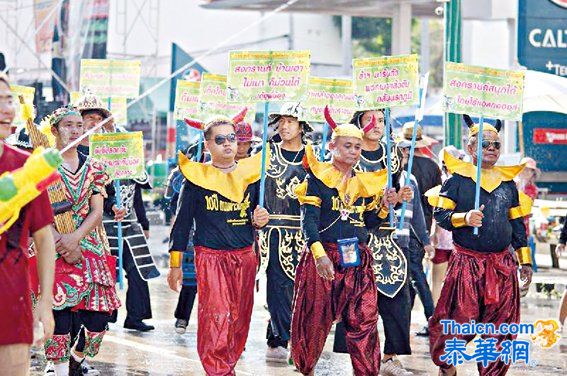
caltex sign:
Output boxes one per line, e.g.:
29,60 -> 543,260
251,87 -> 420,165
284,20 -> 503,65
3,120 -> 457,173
518,0 -> 567,77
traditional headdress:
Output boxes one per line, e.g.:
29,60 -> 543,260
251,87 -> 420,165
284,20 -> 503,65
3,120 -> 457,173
463,114 -> 502,138
324,106 -> 376,141
184,107 -> 248,132
235,121 -> 253,143
75,88 -> 111,118
43,105 -> 81,128
268,102 -> 313,133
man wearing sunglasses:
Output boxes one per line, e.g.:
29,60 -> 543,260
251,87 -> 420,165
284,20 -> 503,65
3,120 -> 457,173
428,115 -> 533,376
167,116 -> 269,376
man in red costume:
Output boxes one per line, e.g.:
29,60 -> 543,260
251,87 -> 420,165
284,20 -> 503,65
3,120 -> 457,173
0,73 -> 56,375
428,116 -> 533,376
168,114 -> 270,376
291,115 -> 410,376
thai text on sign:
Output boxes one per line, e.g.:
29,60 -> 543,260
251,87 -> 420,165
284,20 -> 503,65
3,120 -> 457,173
90,132 -> 145,180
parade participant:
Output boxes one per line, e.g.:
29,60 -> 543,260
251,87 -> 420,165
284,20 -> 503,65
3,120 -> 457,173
75,91 -> 158,332
290,113 -> 402,376
167,114 -> 270,376
428,146 -> 464,305
75,89 -> 111,156
168,144 -> 206,335
429,116 -> 533,376
515,157 -> 539,236
333,108 -> 414,376
400,122 -> 442,233
259,102 -> 312,362
397,142 -> 435,340
0,73 -> 56,376
44,105 -> 120,376
235,120 -> 255,161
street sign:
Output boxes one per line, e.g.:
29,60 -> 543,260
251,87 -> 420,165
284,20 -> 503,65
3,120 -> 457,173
518,0 -> 567,77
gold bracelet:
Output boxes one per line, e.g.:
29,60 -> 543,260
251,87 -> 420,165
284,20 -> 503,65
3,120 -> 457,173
310,242 -> 327,260
169,251 -> 183,268
515,247 -> 533,266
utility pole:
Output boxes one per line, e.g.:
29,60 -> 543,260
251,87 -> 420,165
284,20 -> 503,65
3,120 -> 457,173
443,0 -> 462,148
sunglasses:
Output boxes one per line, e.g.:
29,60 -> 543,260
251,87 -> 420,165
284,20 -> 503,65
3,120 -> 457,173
211,133 -> 237,145
481,140 -> 501,150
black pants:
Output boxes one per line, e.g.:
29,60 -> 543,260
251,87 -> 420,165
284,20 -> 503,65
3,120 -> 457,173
174,285 -> 198,321
109,243 -> 152,324
408,242 -> 435,321
266,261 -> 295,348
54,309 -> 108,336
333,268 -> 412,355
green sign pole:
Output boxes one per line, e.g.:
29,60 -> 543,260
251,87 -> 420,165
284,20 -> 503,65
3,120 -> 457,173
443,0 -> 462,148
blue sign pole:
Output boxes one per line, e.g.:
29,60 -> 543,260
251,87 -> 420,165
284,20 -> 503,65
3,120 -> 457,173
385,108 -> 395,227
320,122 -> 329,161
473,116 -> 484,236
258,101 -> 270,207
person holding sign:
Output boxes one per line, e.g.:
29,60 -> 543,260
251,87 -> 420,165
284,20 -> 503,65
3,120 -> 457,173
428,117 -> 533,376
75,91 -> 158,333
290,119 -> 399,376
44,105 -> 120,376
259,102 -> 312,362
167,115 -> 270,376
333,108 -> 415,376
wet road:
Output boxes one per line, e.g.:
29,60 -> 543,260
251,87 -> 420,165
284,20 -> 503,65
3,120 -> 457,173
31,225 -> 567,375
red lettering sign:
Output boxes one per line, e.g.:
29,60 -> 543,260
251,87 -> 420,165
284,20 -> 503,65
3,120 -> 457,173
533,128 -> 567,144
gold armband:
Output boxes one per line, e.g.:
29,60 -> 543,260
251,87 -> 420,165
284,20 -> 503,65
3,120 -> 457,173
378,206 -> 389,219
169,251 -> 183,268
515,247 -> 533,266
310,242 -> 327,260
451,212 -> 468,228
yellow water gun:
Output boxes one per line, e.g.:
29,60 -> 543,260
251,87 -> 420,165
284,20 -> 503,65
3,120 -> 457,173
0,147 -> 63,235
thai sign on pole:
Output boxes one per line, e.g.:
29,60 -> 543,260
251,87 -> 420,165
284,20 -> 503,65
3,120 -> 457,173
302,77 -> 355,123
80,59 -> 141,98
353,54 -> 419,110
443,62 -> 525,121
174,80 -> 201,121
90,132 -> 145,180
227,50 -> 310,103
199,73 -> 256,123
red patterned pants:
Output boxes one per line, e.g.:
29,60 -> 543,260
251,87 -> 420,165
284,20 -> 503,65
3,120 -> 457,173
194,246 -> 257,376
290,243 -> 381,376
429,244 -> 520,376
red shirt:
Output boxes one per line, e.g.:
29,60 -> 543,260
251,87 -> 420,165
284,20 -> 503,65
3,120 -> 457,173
0,143 -> 54,345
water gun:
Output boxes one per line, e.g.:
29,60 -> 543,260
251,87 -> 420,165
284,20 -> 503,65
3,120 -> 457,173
0,147 -> 63,235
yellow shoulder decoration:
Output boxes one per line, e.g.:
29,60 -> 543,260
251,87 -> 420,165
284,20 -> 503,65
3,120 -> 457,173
443,150 -> 526,193
509,191 -> 534,220
424,185 -> 457,210
304,144 -> 388,206
178,148 -> 269,203
294,180 -> 322,207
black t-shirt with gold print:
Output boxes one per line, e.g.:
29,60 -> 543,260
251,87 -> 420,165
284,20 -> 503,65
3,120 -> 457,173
170,179 -> 259,251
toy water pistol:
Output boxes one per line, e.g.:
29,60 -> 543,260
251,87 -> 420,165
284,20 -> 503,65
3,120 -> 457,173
0,147 -> 63,235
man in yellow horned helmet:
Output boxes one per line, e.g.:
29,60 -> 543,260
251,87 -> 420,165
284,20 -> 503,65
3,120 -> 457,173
290,112 -> 410,376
